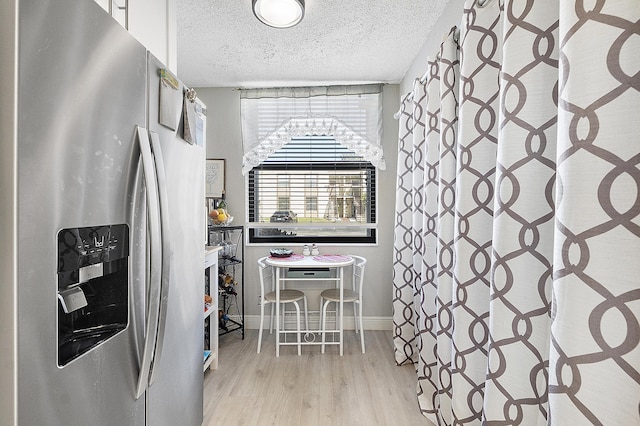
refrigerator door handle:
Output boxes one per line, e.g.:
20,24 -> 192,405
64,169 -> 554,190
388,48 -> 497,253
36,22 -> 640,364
147,131 -> 172,385
134,126 -> 163,399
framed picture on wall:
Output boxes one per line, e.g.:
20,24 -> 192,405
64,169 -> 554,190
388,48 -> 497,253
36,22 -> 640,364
205,159 -> 225,198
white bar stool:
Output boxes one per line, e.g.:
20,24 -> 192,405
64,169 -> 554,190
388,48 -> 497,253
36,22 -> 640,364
256,257 -> 309,355
319,255 -> 366,353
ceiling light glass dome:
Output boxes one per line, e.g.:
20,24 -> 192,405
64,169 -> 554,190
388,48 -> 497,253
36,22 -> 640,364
252,0 -> 305,29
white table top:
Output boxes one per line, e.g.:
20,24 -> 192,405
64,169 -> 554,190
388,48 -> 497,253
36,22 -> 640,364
264,254 -> 354,268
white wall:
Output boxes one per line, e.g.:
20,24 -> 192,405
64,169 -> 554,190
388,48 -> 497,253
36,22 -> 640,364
400,0 -> 466,95
196,85 -> 399,329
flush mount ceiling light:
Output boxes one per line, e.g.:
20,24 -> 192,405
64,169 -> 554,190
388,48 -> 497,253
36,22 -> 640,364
252,0 -> 305,29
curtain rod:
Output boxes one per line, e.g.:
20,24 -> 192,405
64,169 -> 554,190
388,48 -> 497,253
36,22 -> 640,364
415,26 -> 461,87
419,69 -> 429,85
393,92 -> 413,119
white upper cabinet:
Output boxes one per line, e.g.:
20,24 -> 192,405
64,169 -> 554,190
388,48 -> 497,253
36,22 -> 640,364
93,0 -> 177,73
93,0 -> 110,12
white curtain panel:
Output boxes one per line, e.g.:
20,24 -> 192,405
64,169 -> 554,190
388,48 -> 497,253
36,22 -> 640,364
411,78 -> 428,346
392,0 -> 640,424
416,57 -> 443,419
550,0 -> 640,423
452,0 -> 502,423
484,0 -> 557,423
392,94 -> 418,364
433,28 -> 461,426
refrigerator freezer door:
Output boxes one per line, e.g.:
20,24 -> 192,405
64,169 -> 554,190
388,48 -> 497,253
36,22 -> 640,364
16,1 -> 146,425
145,54 -> 205,426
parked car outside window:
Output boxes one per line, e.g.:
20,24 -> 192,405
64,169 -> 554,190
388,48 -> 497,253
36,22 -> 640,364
270,210 -> 298,222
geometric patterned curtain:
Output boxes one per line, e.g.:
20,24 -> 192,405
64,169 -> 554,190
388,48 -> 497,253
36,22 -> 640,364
549,1 -> 640,423
431,27 -> 460,426
392,85 -> 418,364
391,0 -> 640,424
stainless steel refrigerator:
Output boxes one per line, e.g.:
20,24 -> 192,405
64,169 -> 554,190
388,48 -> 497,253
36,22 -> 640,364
0,1 -> 207,425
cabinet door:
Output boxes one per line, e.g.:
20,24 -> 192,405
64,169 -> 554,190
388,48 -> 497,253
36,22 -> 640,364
129,0 -> 175,70
93,1 -> 126,29
93,0 -> 176,72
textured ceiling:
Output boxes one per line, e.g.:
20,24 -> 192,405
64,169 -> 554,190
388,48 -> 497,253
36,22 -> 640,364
177,0 -> 451,88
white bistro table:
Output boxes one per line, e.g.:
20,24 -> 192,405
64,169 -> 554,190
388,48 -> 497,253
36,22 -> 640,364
264,254 -> 354,356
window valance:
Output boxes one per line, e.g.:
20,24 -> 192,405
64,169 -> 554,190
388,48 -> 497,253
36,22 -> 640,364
240,85 -> 385,175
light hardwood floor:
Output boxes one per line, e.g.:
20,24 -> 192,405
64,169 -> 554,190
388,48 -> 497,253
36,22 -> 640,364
203,329 -> 432,426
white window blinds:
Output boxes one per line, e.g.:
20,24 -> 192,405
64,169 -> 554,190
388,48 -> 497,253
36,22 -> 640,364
247,136 -> 377,244
240,84 -> 386,175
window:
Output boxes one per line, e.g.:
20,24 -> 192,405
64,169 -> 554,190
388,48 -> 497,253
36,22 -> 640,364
277,197 -> 290,210
305,196 -> 318,212
248,136 -> 377,244
241,85 -> 385,244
